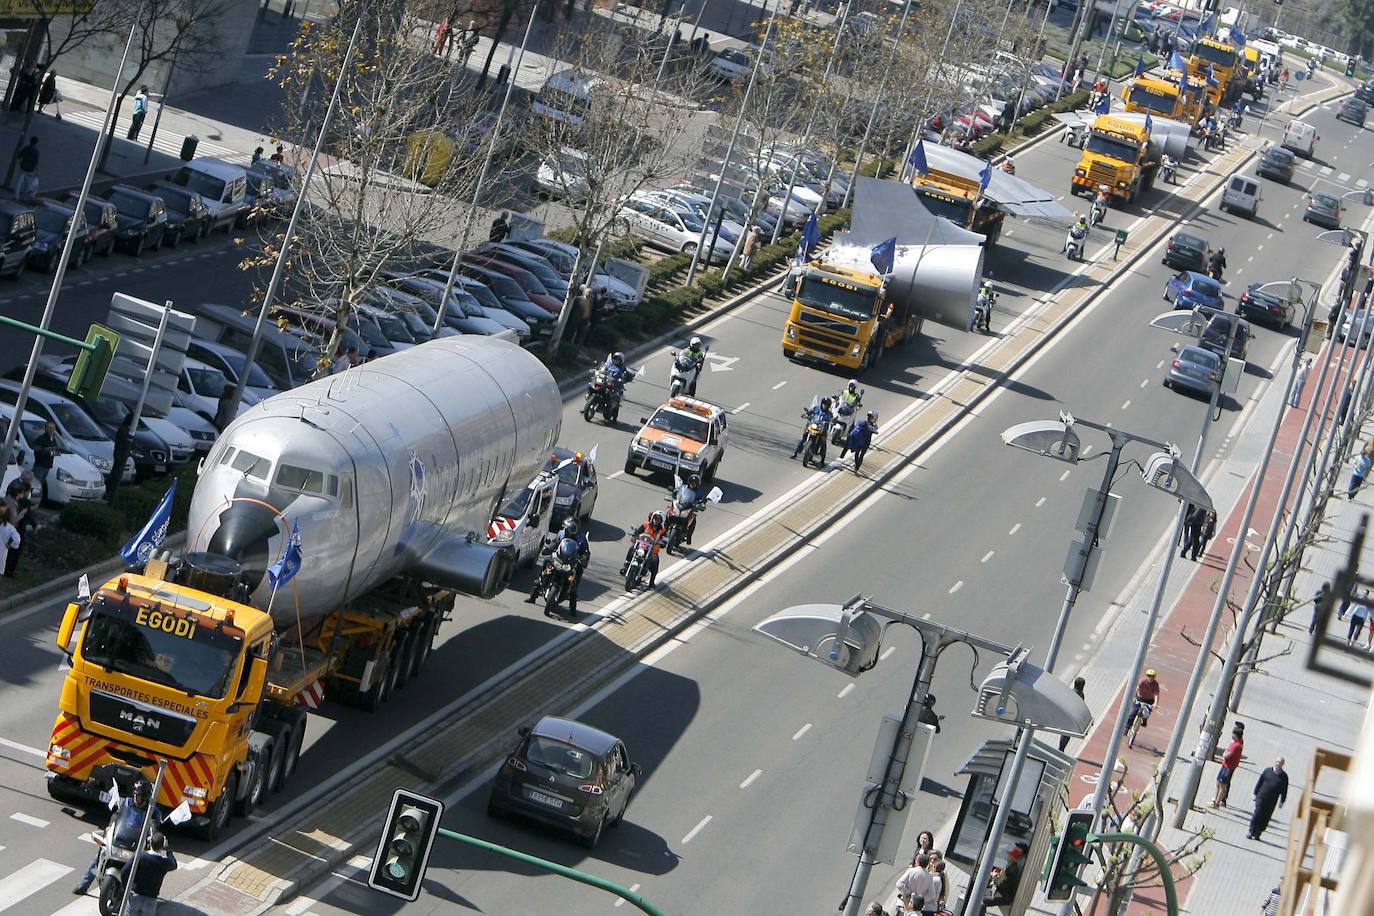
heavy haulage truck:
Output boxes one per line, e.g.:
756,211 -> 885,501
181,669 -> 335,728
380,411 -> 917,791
45,336 -> 563,839
1071,115 -> 1161,205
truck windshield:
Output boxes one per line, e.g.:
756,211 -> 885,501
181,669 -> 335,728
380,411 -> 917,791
1128,85 -> 1176,114
1191,44 -> 1236,68
1086,133 -> 1139,163
797,274 -> 878,320
81,601 -> 242,699
914,189 -> 974,225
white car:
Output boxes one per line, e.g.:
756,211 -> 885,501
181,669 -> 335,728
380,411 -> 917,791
164,405 -> 219,456
618,196 -> 735,262
642,189 -> 746,245
176,357 -> 257,423
710,46 -> 771,83
1,404 -> 106,503
534,147 -> 594,201
507,238 -> 642,309
0,380 -> 133,483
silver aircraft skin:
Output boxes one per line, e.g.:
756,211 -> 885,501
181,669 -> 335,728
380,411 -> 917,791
188,336 -> 561,623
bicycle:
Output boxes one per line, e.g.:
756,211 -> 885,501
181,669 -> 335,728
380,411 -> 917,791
1125,699 -> 1155,748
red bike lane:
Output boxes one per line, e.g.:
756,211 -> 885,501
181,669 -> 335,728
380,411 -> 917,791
1061,336 -> 1353,915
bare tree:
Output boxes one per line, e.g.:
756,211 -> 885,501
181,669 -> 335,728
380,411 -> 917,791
243,4 -> 488,374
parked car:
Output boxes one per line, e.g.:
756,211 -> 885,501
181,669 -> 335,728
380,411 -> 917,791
59,194 -> 117,257
0,380 -> 132,482
1255,145 -> 1296,183
186,339 -> 281,402
479,242 -> 570,301
170,157 -> 247,231
1163,344 -> 1223,398
1338,309 -> 1374,348
455,262 -> 557,323
0,403 -> 106,503
29,199 -> 87,272
381,278 -> 524,340
616,196 -> 734,262
148,181 -> 212,242
709,45 -> 770,82
1161,231 -> 1212,272
1236,282 -> 1296,329
1164,270 -> 1224,310
534,147 -> 595,202
487,716 -> 640,849
176,357 -> 258,421
462,254 -> 564,315
0,202 -> 36,278
101,185 -> 167,255
1303,191 -> 1342,229
1337,96 -> 1368,127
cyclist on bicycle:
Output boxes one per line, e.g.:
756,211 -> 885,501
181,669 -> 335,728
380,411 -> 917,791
1127,668 -> 1161,734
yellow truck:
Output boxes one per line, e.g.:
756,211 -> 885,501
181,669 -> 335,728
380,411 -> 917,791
1122,74 -> 1188,123
44,558 -> 449,840
782,261 -> 921,371
1071,115 -> 1161,204
1188,37 -> 1245,107
911,165 -> 1005,246
1163,69 -> 1211,128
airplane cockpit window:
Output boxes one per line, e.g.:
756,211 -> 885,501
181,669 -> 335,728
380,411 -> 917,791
229,449 -> 271,481
276,464 -> 329,495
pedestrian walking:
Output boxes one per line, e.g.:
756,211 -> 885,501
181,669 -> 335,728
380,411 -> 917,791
489,210 -> 510,242
920,855 -> 943,916
1193,510 -> 1216,560
2,478 -> 34,577
0,504 -> 20,580
1260,879 -> 1282,916
32,419 -> 62,500
251,146 -> 264,166
127,85 -> 149,140
10,64 -> 37,112
37,70 -> 62,120
1060,676 -> 1087,751
570,281 -> 594,347
1289,355 -> 1311,408
1248,758 -> 1289,839
1348,450 -> 1372,498
270,144 -> 286,163
1179,502 -> 1206,559
740,225 -> 760,270
1311,582 -> 1332,634
15,135 -> 39,201
105,413 -> 134,503
458,20 -> 479,68
1347,599 -> 1369,645
124,830 -> 178,914
896,853 -> 935,914
842,412 -> 877,472
1212,727 -> 1244,807
434,17 -> 451,55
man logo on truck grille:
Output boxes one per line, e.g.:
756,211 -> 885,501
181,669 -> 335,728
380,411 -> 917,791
119,709 -> 163,734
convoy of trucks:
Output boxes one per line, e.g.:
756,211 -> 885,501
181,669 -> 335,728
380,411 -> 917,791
910,164 -> 1006,247
1070,115 -> 1161,204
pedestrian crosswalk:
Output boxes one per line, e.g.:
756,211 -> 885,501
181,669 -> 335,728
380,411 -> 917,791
61,109 -> 246,164
0,858 -> 73,913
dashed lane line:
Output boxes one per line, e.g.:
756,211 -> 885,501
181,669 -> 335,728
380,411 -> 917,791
740,769 -> 762,789
792,723 -> 812,741
948,580 -> 964,594
682,816 -> 712,844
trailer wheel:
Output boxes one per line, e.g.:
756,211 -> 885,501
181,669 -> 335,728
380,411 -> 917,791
279,707 -> 307,784
393,631 -> 416,691
195,772 -> 236,841
358,662 -> 390,711
411,615 -> 435,680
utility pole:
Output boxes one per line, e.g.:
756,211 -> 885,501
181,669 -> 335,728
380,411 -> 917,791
844,0 -> 917,208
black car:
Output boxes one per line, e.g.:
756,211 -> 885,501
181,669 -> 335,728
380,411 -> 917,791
0,202 -> 36,279
544,446 -> 599,526
488,716 -> 640,848
1337,97 -> 1368,127
29,199 -> 87,273
1255,145 -> 1296,183
147,182 -> 212,243
1357,79 -> 1374,104
60,193 -> 118,257
1162,230 -> 1211,271
1236,282 -> 1296,328
102,185 -> 167,255
1199,310 -> 1251,362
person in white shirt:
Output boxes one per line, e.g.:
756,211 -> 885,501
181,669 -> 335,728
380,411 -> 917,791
896,853 -> 935,913
0,504 -> 20,574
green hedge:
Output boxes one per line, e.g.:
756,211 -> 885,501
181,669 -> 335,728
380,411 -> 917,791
59,501 -> 126,548
56,463 -> 199,552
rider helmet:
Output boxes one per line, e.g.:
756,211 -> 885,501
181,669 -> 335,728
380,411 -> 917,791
847,380 -> 859,393
611,351 -> 625,366
687,473 -> 701,489
866,410 -> 877,422
923,693 -> 937,707
555,539 -> 579,563
562,518 -> 579,538
689,336 -> 703,349
821,396 -> 833,409
132,779 -> 152,802
650,510 -> 666,527
1216,247 -> 1225,256
1145,668 -> 1158,678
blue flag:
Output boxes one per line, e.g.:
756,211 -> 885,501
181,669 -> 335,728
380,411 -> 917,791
1134,55 -> 1146,77
978,163 -> 992,192
797,211 -> 820,261
1168,51 -> 1188,71
1144,113 -> 1153,135
1206,64 -> 1218,86
120,480 -> 176,566
1200,12 -> 1214,35
908,140 -> 929,176
870,236 -> 896,276
1094,92 -> 1111,115
267,521 -> 303,590
1231,27 -> 1246,46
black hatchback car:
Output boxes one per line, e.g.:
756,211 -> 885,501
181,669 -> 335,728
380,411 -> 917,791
488,716 -> 640,849
0,202 -> 36,279
102,185 -> 167,255
1162,230 -> 1211,271
1255,145 -> 1296,183
1337,97 -> 1368,127
60,193 -> 118,257
147,181 -> 211,243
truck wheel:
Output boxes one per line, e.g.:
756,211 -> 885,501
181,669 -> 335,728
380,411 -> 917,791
265,734 -> 288,793
358,662 -> 390,711
195,772 -> 236,841
46,774 -> 86,805
235,756 -> 265,816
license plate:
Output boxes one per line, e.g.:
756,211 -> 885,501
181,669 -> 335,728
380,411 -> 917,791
650,459 -> 675,471
526,790 -> 564,809
153,464 -> 166,473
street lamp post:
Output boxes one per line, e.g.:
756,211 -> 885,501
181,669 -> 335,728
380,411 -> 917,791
843,0 -> 916,209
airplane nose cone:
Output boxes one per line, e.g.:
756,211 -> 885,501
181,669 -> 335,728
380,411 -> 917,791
206,501 -> 277,591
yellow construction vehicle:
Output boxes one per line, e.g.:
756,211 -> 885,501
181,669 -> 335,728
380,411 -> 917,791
1071,115 -> 1161,204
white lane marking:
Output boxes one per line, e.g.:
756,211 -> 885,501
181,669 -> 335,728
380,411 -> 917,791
9,813 -> 49,828
1009,523 -> 1021,536
1035,496 -> 1046,507
949,580 -> 964,594
1121,399 -> 1131,410
0,858 -> 73,911
1247,256 -> 1254,262
981,550 -> 995,563
1059,469 -> 1071,481
1320,165 -> 1333,175
792,723 -> 812,740
1359,178 -> 1369,189
682,815 -> 712,844
740,769 -> 763,789
772,380 -> 787,390
613,883 -> 643,907
1256,244 -> 1263,251
0,736 -> 45,758
837,683 -> 855,699
1267,231 -> 1274,239
1139,378 -> 1149,388
880,646 -> 897,660
734,402 -> 750,413
1156,358 -> 1166,369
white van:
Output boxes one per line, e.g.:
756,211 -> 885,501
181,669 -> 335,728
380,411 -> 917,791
1221,174 -> 1261,218
170,157 -> 248,231
531,69 -> 605,128
1281,120 -> 1318,158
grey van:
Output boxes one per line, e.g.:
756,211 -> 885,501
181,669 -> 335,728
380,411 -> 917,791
187,302 -> 318,390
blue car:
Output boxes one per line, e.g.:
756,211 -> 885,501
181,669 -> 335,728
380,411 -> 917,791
1164,270 -> 1224,311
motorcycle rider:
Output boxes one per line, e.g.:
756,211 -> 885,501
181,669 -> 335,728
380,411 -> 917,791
791,396 -> 834,462
74,778 -> 164,895
1000,157 -> 1016,174
1208,247 -> 1227,282
621,510 -> 668,586
671,472 -> 707,545
975,278 -> 995,332
842,410 -> 879,471
1161,153 -> 1177,182
526,518 -> 589,609
834,380 -> 863,437
1064,213 -> 1088,255
678,336 -> 707,396
1092,185 -> 1110,223
602,351 -> 632,385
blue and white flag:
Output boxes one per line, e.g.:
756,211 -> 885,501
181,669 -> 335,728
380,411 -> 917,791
120,480 -> 176,566
1094,92 -> 1111,115
1200,12 -> 1214,36
1168,51 -> 1188,71
1206,64 -> 1218,86
267,521 -> 303,590
1144,113 -> 1154,135
1135,55 -> 1146,77
1231,27 -> 1246,46
978,163 -> 993,192
869,236 -> 896,276
908,140 -> 929,176
797,211 -> 821,261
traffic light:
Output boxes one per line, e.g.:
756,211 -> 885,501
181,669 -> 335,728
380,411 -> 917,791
368,789 -> 444,901
1347,61 -> 1357,77
1045,807 -> 1096,900
67,324 -> 119,401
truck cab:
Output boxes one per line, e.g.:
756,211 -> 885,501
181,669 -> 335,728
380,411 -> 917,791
911,167 -> 1005,246
1123,75 -> 1185,123
1188,38 -> 1242,106
1072,116 -> 1158,204
783,263 -> 905,371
